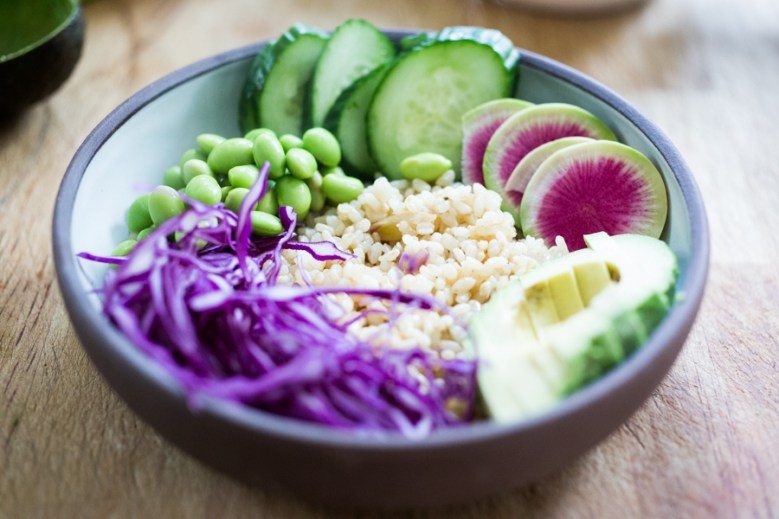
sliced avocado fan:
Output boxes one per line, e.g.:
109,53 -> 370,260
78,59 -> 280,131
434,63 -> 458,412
470,232 -> 678,423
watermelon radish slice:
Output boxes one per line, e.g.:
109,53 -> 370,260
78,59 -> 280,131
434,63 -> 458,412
503,136 -> 594,222
483,103 -> 617,219
461,98 -> 533,185
520,141 -> 668,250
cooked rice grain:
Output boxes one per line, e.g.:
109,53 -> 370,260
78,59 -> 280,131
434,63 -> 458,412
279,171 -> 567,357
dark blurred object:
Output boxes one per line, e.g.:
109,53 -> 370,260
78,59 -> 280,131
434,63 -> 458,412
0,0 -> 84,117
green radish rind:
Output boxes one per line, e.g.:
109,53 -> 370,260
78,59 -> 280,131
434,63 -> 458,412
307,19 -> 395,129
520,141 -> 669,245
502,136 -> 594,224
461,98 -> 534,127
483,103 -> 618,221
460,98 -> 535,186
368,40 -> 514,180
239,24 -> 328,135
506,136 -> 596,194
323,63 -> 389,178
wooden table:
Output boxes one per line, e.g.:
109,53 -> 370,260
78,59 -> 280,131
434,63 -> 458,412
1,0 -> 777,516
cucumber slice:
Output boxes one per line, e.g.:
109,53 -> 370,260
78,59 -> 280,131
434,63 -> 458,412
239,24 -> 327,135
308,19 -> 395,128
323,64 -> 389,178
367,40 -> 514,179
400,26 -> 520,78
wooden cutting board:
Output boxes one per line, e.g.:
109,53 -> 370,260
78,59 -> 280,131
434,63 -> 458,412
1,0 -> 776,516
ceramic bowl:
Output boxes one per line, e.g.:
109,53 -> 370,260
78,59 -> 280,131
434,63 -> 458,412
53,31 -> 709,508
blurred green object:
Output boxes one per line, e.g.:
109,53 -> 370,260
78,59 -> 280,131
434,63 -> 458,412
0,0 -> 84,116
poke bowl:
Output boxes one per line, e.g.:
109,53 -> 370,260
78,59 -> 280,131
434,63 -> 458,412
53,25 -> 709,508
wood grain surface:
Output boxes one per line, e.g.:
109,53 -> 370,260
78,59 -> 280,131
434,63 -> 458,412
1,0 -> 777,516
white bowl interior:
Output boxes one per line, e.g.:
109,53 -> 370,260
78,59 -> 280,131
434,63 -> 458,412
70,56 -> 691,308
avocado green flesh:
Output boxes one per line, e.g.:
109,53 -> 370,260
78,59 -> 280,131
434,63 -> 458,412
0,0 -> 77,62
471,233 -> 677,423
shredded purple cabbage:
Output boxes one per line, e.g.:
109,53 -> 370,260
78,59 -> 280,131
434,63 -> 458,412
79,163 -> 476,437
398,250 -> 430,274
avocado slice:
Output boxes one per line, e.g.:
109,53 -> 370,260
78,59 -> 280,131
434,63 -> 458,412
0,0 -> 83,115
470,232 -> 677,423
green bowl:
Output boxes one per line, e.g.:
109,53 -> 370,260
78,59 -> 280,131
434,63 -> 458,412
0,0 -> 84,115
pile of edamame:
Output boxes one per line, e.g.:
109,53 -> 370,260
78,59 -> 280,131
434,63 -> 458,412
114,127 -> 366,257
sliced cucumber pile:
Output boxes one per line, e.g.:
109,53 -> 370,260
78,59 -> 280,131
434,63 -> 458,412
308,19 -> 395,128
368,40 -> 516,179
400,26 -> 520,80
240,23 -> 520,180
323,64 -> 389,178
240,24 -> 327,135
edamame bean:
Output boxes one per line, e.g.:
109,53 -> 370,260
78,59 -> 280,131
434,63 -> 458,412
285,148 -> 317,180
322,166 -> 345,176
305,171 -> 325,213
179,148 -> 206,169
174,230 -> 207,250
244,128 -> 275,142
275,176 -> 312,220
302,127 -> 341,167
321,174 -> 364,204
279,134 -> 303,152
136,226 -> 155,241
196,133 -> 225,155
400,152 -> 452,183
126,194 -> 153,233
224,187 -> 250,213
252,133 -> 286,178
250,211 -> 283,236
207,138 -> 254,174
256,188 -> 279,215
163,165 -> 185,190
221,186 -> 232,202
306,170 -> 323,190
149,185 -> 186,224
111,239 -> 137,257
182,159 -> 215,185
185,175 -> 222,205
228,164 -> 260,189
309,187 -> 325,213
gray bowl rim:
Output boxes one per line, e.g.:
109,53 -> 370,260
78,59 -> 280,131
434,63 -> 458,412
52,30 -> 710,451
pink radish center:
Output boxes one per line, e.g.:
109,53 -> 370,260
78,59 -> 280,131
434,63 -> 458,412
507,189 -> 523,207
536,157 -> 653,250
464,119 -> 509,184
497,121 -> 591,188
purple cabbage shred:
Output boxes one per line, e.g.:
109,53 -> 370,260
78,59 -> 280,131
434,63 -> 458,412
398,250 -> 430,274
79,163 -> 476,438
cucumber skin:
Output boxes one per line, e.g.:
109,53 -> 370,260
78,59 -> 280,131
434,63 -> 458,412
323,64 -> 389,178
400,26 -> 520,91
306,19 -> 395,129
239,42 -> 274,132
239,24 -> 328,134
368,40 -> 514,180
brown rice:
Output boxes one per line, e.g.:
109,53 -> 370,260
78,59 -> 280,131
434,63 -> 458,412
278,171 -> 567,359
